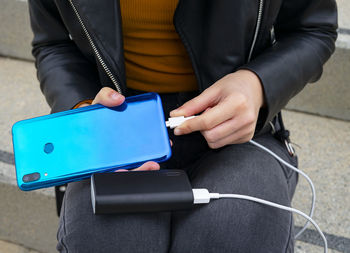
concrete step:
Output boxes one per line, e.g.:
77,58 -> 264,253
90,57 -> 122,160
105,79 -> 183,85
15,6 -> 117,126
0,0 -> 349,121
286,0 -> 350,121
285,38 -> 350,121
0,0 -> 33,60
0,57 -> 55,253
0,57 -> 349,253
0,181 -> 57,253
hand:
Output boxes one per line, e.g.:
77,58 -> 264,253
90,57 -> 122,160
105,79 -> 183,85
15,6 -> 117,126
78,87 -> 160,171
170,70 -> 264,149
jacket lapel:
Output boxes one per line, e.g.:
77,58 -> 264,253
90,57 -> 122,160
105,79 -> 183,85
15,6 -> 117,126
72,0 -> 126,88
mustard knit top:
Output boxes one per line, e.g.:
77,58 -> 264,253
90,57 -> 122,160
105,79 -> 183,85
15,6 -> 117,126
120,0 -> 197,93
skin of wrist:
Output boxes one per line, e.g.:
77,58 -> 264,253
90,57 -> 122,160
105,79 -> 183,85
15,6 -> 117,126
230,69 -> 265,109
78,103 -> 92,108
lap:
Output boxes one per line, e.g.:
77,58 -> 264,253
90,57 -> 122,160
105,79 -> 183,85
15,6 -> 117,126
170,134 -> 298,253
57,179 -> 171,253
57,133 -> 298,253
188,133 -> 298,199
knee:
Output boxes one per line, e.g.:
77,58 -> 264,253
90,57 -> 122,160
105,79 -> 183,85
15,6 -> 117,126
57,197 -> 100,252
57,180 -> 111,252
58,193 -> 171,253
172,197 -> 293,252
57,221 -> 95,253
190,144 -> 292,205
201,195 -> 292,234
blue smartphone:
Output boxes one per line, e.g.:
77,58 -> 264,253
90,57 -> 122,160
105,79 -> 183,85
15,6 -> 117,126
12,93 -> 171,191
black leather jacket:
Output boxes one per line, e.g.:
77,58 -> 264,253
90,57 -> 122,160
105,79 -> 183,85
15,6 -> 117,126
28,0 -> 337,133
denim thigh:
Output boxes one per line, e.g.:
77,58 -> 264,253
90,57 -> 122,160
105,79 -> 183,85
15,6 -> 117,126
57,90 -> 298,253
169,133 -> 298,253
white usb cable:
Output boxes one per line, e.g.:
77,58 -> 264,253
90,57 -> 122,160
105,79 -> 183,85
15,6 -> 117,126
166,116 -> 321,247
249,140 -> 315,239
192,188 -> 327,253
165,116 -> 197,129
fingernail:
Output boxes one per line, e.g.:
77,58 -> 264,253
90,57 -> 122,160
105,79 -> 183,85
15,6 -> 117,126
174,128 -> 182,135
111,92 -> 120,100
170,109 -> 179,117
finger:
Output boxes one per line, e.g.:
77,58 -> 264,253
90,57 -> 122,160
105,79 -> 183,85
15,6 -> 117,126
115,169 -> 129,172
92,87 -> 125,107
201,114 -> 252,143
174,100 -> 234,135
207,127 -> 254,149
132,161 -> 160,171
78,103 -> 91,108
170,87 -> 220,117
170,139 -> 173,147
201,117 -> 238,143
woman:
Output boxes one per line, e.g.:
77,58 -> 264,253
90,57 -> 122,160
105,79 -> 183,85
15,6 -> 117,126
28,0 -> 337,252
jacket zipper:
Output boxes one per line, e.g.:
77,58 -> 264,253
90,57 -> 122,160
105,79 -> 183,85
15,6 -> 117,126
173,0 -> 204,91
68,0 -> 123,94
247,0 -> 264,62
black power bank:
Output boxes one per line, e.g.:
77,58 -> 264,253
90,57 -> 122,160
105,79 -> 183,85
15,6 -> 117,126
91,170 -> 194,214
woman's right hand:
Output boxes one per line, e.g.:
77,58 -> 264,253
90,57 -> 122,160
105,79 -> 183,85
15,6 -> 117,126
78,87 -> 160,172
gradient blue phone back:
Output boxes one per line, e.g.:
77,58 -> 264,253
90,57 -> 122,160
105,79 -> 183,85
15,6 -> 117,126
12,93 -> 171,191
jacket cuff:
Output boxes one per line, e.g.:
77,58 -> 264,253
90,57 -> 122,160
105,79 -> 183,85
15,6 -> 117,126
72,99 -> 93,109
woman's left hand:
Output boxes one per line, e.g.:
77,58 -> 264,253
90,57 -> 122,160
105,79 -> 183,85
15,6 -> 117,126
78,87 -> 161,172
170,69 -> 264,149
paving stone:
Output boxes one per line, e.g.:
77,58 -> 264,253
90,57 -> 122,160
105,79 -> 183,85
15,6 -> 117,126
337,0 -> 350,29
284,110 -> 350,239
0,239 -> 41,253
0,182 -> 58,253
295,240 -> 342,253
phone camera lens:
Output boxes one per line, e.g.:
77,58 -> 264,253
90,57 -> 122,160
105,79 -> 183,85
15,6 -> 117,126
44,143 -> 54,154
22,173 -> 40,183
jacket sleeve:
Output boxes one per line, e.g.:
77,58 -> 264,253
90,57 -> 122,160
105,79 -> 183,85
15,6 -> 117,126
242,0 -> 337,131
28,0 -> 101,113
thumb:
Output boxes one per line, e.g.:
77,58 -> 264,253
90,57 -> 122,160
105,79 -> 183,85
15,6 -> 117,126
92,87 -> 125,107
170,87 -> 219,117
131,161 -> 160,171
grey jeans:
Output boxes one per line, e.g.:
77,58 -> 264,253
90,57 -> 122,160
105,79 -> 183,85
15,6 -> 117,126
57,90 -> 298,253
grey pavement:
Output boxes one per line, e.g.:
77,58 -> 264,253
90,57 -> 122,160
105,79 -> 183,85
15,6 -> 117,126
286,110 -> 350,238
338,0 -> 350,29
285,110 -> 350,252
0,239 -> 41,253
0,181 -> 58,253
296,241 -> 343,253
0,0 -> 33,60
0,57 -> 57,253
286,46 -> 350,121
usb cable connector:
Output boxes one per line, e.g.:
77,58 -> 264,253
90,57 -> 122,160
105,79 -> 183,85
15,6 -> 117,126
165,116 -> 197,129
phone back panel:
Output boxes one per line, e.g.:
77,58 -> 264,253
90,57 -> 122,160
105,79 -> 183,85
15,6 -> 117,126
12,93 -> 171,191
